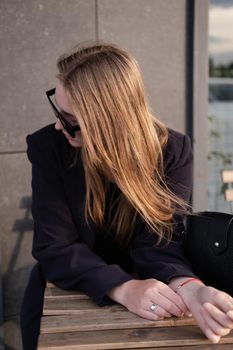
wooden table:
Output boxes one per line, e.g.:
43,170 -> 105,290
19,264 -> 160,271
38,283 -> 233,349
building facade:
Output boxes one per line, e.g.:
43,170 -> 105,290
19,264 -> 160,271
0,1 -> 208,348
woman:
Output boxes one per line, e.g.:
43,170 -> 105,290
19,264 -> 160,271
20,42 -> 233,349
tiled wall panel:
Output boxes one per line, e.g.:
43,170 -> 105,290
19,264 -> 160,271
98,0 -> 187,132
0,1 -> 189,348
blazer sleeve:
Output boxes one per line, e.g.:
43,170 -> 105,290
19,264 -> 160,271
131,133 -> 197,282
27,133 -> 133,304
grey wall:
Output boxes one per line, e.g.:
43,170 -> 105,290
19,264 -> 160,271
0,1 -> 206,349
97,0 -> 188,131
192,0 -> 209,210
0,1 -> 96,348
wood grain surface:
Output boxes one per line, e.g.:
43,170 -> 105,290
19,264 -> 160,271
39,283 -> 233,350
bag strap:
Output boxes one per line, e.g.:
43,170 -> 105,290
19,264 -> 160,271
209,212 -> 233,255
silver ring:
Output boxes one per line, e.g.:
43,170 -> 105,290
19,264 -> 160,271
150,303 -> 157,312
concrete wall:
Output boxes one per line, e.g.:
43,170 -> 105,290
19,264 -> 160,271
0,1 -> 204,349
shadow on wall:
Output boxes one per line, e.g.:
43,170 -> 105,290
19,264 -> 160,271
9,197 -> 33,274
3,196 -> 34,350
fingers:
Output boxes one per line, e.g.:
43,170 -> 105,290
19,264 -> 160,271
128,307 -> 164,321
205,329 -> 221,344
194,306 -> 221,344
148,302 -> 172,318
212,290 -> 233,314
141,310 -> 167,321
204,302 -> 233,329
150,292 -> 184,317
157,284 -> 190,316
194,302 -> 233,344
201,305 -> 231,337
129,302 -> 165,322
200,307 -> 228,343
143,310 -> 164,321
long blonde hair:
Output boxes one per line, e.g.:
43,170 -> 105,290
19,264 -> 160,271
57,41 -> 190,246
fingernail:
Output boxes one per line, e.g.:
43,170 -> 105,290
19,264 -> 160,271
227,310 -> 233,318
187,312 -> 192,317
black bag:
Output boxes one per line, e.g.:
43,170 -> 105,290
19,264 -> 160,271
183,211 -> 233,296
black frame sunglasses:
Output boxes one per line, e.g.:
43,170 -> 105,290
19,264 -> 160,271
46,88 -> 81,138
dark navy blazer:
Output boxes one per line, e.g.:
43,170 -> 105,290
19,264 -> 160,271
26,123 -> 196,305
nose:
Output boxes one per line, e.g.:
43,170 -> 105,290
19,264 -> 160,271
55,119 -> 63,131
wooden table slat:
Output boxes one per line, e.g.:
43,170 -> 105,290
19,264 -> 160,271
120,346 -> 233,350
45,286 -> 89,300
40,284 -> 233,349
43,297 -> 125,316
41,313 -> 196,334
38,325 -> 233,350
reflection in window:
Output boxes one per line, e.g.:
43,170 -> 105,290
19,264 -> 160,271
208,0 -> 233,213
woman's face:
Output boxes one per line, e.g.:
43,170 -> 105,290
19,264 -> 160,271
54,80 -> 83,148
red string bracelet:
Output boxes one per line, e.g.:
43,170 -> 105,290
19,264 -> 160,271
176,278 -> 203,292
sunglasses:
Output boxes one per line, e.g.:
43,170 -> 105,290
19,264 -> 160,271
46,88 -> 81,138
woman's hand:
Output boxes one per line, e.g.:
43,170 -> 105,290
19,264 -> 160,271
173,281 -> 233,344
107,278 -> 190,320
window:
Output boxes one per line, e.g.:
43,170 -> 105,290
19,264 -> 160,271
208,0 -> 233,212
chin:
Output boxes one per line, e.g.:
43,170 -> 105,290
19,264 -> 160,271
68,139 -> 82,148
